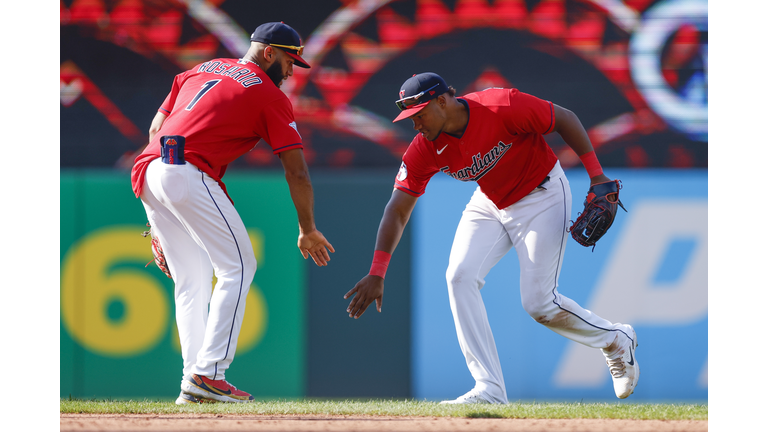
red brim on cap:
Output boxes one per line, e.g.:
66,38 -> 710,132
392,101 -> 429,122
286,52 -> 310,68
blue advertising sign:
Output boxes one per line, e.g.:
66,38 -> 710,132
411,169 -> 707,402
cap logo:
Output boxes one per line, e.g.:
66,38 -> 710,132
166,138 -> 177,146
394,81 -> 442,113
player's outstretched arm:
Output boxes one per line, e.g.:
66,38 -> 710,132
279,148 -> 335,266
552,104 -> 610,186
344,189 -> 418,319
298,229 -> 335,266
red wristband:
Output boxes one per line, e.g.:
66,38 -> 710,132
580,151 -> 603,178
369,250 -> 392,279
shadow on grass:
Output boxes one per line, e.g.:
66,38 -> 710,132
465,411 -> 505,418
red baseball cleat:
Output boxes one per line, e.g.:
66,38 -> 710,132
181,374 -> 254,403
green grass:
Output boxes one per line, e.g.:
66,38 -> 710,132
60,398 -> 707,420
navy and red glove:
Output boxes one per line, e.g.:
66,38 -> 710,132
569,180 -> 627,250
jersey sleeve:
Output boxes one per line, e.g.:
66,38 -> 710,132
500,89 -> 555,135
394,138 -> 439,197
158,71 -> 188,115
256,96 -> 303,154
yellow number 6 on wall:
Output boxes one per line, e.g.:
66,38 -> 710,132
61,226 -> 170,356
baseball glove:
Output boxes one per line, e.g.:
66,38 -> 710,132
142,224 -> 172,278
569,180 -> 627,250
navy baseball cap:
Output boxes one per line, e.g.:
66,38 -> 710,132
393,72 -> 449,122
250,22 -> 310,68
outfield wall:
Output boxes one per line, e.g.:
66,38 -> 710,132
412,169 -> 708,402
61,171 -> 309,399
60,170 -> 413,400
60,169 -> 706,402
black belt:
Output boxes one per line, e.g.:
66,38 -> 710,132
537,176 -> 550,190
160,135 -> 186,165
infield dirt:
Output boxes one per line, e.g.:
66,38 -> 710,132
61,413 -> 708,432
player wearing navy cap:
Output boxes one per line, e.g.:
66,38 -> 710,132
131,21 -> 334,404
345,72 -> 639,403
249,21 -> 311,71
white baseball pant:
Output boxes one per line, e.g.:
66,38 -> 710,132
446,161 -> 631,403
140,158 -> 256,381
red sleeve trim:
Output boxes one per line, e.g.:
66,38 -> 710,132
159,107 -> 171,115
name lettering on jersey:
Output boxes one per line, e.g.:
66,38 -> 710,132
227,68 -> 251,81
219,66 -> 241,77
240,76 -> 263,87
197,61 -> 263,88
203,61 -> 222,73
440,141 -> 512,182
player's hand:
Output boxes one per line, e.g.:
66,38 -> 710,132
298,229 -> 335,266
344,275 -> 384,319
589,173 -> 611,186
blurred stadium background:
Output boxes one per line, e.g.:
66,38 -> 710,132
60,0 -> 707,402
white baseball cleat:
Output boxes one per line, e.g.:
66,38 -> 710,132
175,391 -> 201,405
603,324 -> 640,399
439,389 -> 495,405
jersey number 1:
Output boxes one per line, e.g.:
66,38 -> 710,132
185,80 -> 222,111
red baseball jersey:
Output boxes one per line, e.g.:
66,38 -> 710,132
131,58 -> 303,203
394,88 -> 558,209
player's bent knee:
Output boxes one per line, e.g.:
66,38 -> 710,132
445,265 -> 483,292
521,296 -> 558,322
445,265 -> 464,287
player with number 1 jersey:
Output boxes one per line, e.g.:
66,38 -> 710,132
131,56 -> 300,203
130,22 -> 334,405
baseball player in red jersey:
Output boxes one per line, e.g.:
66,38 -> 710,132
131,22 -> 334,404
344,73 -> 638,403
